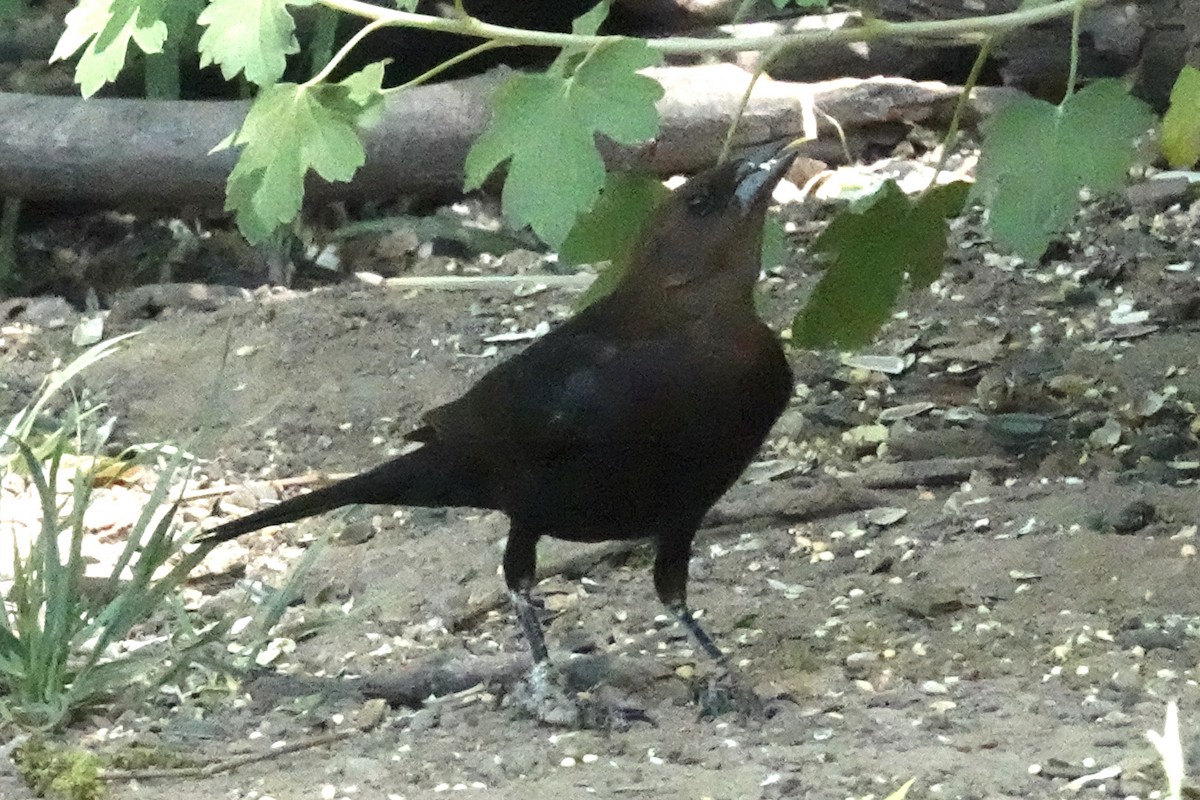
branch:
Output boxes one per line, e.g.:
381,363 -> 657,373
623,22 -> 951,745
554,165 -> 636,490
318,0 -> 1110,53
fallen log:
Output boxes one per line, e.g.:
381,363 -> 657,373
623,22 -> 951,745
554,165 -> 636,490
0,65 -> 1015,209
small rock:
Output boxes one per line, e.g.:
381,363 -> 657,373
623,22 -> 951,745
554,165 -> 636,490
987,413 -> 1056,449
340,756 -> 389,785
356,698 -> 388,731
843,651 -> 878,680
244,481 -> 281,502
1106,670 -> 1141,694
760,775 -> 804,800
107,283 -> 250,326
864,507 -> 908,527
1088,418 -> 1123,448
808,399 -> 869,429
842,354 -> 908,374
558,629 -> 599,654
771,409 -> 808,439
406,707 -> 440,734
1111,500 -> 1155,534
336,520 -> 376,546
888,427 -> 1003,462
4,296 -> 76,328
1117,624 -> 1185,651
892,585 -> 966,618
1124,176 -> 1191,208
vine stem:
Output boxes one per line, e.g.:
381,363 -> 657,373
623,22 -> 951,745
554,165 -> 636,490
926,36 -> 994,190
390,39 -> 511,92
316,0 -> 1108,57
719,43 -> 783,164
303,17 -> 390,87
1065,0 -> 1085,98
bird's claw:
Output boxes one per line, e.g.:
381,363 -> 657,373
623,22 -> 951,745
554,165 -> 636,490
508,660 -> 654,730
577,684 -> 656,731
508,660 -> 581,726
695,667 -> 765,719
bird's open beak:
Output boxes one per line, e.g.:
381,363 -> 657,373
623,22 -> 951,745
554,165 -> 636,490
732,139 -> 803,214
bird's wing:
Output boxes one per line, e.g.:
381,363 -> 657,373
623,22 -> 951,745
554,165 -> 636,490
417,323 -> 713,459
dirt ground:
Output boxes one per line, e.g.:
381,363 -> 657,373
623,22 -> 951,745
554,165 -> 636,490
2,181 -> 1200,800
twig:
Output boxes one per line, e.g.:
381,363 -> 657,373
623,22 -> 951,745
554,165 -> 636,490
100,728 -> 360,781
857,456 -> 1008,489
351,651 -> 672,707
180,473 -> 347,502
352,652 -> 532,706
381,274 -> 594,291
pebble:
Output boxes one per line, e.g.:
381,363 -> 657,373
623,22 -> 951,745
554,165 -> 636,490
357,698 -> 388,731
843,651 -> 878,680
407,708 -> 440,734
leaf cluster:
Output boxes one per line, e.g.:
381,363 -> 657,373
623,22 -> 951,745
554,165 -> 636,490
46,0 -> 1177,348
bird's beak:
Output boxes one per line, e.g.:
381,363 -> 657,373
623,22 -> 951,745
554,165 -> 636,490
732,139 -> 803,215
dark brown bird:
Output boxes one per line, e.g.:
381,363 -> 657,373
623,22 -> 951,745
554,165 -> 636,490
201,144 -> 798,668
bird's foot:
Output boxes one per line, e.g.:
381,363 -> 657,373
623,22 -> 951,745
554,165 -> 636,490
576,684 -> 655,731
508,659 -> 654,730
509,660 -> 580,726
695,664 -> 765,719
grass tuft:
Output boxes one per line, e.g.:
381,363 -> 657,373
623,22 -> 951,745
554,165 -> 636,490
0,336 -> 220,729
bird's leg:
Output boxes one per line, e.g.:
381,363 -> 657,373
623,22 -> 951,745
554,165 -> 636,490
654,531 -> 725,660
669,604 -> 725,663
504,528 -> 608,725
508,588 -> 548,663
502,528 -> 548,661
502,528 -> 653,728
654,533 -> 763,717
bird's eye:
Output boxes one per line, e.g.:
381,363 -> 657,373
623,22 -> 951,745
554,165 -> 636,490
686,191 -> 719,218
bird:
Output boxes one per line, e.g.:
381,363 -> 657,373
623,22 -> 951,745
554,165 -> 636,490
200,142 -> 798,677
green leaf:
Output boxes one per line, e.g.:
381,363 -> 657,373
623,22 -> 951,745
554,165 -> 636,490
792,180 -> 968,349
1162,66 -> 1200,168
761,215 -> 787,272
321,59 -> 388,127
973,79 -> 1153,260
466,76 -> 606,247
560,171 -> 667,266
395,0 -> 420,9
465,17 -> 662,247
218,64 -> 386,243
197,0 -> 314,87
144,0 -> 204,99
570,0 -> 610,36
52,0 -> 169,98
569,39 -> 662,143
549,3 -> 611,76
561,171 -> 667,309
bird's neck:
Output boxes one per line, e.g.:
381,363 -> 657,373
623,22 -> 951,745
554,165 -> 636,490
628,251 -> 760,314
611,272 -> 761,337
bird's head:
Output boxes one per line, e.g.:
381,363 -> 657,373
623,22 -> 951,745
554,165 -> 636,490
623,142 -> 799,311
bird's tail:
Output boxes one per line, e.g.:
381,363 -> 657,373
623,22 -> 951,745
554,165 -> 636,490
198,444 -> 489,544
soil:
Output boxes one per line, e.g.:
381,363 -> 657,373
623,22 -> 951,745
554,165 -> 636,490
2,184 -> 1200,800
